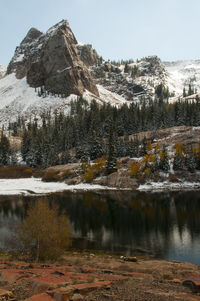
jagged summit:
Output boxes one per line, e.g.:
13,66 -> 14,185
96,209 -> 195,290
21,27 -> 43,45
6,19 -> 99,96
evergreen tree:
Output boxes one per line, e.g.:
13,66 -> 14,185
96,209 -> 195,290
159,146 -> 170,172
0,134 -> 11,165
106,125 -> 117,174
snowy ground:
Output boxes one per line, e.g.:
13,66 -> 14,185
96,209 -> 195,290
0,178 -> 116,196
0,73 -> 130,127
0,73 -> 78,126
138,181 -> 200,191
164,60 -> 200,97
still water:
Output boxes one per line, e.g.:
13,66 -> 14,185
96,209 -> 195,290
0,190 -> 200,265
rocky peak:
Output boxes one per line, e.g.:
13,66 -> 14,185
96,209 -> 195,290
6,19 -> 99,97
136,56 -> 166,77
77,43 -> 100,67
21,27 -> 43,45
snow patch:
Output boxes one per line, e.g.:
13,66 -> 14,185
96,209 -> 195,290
14,54 -> 24,63
138,181 -> 200,191
0,178 -> 116,196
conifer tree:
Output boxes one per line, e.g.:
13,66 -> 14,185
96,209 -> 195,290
106,124 -> 117,174
0,134 -> 11,165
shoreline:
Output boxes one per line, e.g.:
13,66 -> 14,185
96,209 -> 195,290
0,177 -> 200,195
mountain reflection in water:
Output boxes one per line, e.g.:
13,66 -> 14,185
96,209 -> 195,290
0,190 -> 200,265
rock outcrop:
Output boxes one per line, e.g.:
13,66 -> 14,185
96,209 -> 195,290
77,44 -> 100,67
7,20 -> 99,97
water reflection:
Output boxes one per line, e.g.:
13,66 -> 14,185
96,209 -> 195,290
0,191 -> 200,265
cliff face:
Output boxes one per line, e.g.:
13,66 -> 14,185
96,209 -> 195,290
7,20 -> 99,96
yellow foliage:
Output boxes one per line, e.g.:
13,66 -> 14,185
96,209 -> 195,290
147,140 -> 152,151
116,160 -> 121,169
142,153 -> 155,164
144,167 -> 152,177
92,157 -> 106,172
159,151 -> 165,161
18,199 -> 72,261
81,162 -> 90,172
175,143 -> 185,157
129,161 -> 141,178
83,167 -> 94,183
154,143 -> 160,153
194,144 -> 200,157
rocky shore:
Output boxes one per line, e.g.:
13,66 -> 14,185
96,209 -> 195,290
0,254 -> 200,300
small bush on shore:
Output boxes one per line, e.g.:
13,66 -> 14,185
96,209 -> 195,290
18,199 -> 72,261
42,169 -> 60,182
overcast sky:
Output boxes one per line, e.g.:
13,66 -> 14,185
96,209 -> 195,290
1,0 -> 200,65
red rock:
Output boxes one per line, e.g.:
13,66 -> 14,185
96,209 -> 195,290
167,278 -> 182,284
31,280 -> 50,294
48,287 -> 74,301
73,281 -> 111,294
26,293 -> 54,301
183,275 -> 200,293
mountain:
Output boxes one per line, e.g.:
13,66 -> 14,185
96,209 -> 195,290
164,60 -> 200,96
0,19 -> 200,126
0,65 -> 6,79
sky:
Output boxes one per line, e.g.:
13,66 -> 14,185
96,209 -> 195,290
1,0 -> 200,65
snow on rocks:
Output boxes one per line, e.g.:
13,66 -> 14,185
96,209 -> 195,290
164,60 -> 200,98
138,181 -> 200,191
0,65 -> 6,79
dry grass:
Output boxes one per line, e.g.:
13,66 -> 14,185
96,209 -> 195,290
0,166 -> 43,179
42,169 -> 61,182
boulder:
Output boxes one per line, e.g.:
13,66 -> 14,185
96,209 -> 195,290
106,171 -> 138,189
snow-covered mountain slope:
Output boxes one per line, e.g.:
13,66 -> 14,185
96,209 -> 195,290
164,60 -> 200,96
0,73 -> 127,126
1,58 -> 200,126
0,65 -> 6,79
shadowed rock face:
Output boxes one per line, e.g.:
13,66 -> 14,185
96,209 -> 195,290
7,20 -> 99,96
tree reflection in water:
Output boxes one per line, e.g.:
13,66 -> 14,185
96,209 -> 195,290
0,191 -> 200,264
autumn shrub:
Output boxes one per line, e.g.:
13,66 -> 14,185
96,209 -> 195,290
18,199 -> 72,261
59,169 -> 76,180
144,167 -> 152,178
83,167 -> 94,183
80,162 -> 90,172
42,169 -> 60,182
129,161 -> 141,179
92,157 -> 106,176
0,165 -> 36,178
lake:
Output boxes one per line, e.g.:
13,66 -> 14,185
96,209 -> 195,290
0,190 -> 200,265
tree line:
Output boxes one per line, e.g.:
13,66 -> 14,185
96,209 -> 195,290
1,96 -> 200,172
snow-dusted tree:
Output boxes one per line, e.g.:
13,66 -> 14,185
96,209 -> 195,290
0,134 -> 11,166
106,125 -> 117,175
